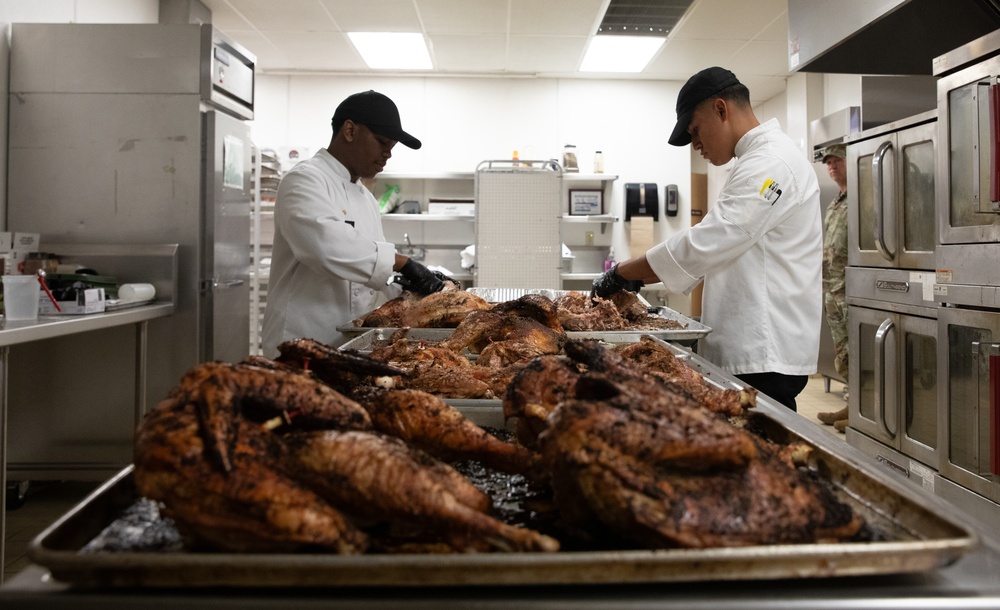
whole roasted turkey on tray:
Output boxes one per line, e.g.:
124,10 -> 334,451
132,335 -> 864,555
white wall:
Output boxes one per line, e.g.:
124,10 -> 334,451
0,0 -> 159,230
253,74 -> 693,269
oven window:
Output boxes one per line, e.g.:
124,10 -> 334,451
857,151 -> 876,252
904,330 -> 936,447
901,140 -> 935,253
858,321 -> 878,423
947,82 -> 993,228
948,324 -> 991,474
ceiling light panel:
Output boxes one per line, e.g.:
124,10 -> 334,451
348,32 -> 433,70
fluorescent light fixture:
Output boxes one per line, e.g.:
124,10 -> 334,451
348,32 -> 432,70
580,35 -> 665,73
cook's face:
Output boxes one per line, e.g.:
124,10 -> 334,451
351,122 -> 397,179
687,99 -> 728,166
824,155 -> 847,188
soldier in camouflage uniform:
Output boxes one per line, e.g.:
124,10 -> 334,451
816,144 -> 849,432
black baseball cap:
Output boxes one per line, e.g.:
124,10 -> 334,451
332,90 -> 422,149
668,67 -> 741,147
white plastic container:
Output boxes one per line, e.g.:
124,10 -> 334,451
2,274 -> 40,320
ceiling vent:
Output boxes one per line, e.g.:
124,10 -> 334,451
597,0 -> 694,36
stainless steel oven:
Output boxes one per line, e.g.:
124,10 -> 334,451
931,29 -> 1000,518
845,267 -> 940,491
846,110 -> 937,271
938,307 -> 1000,506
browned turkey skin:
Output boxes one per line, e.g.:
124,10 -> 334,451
134,359 -> 556,554
283,430 -> 557,552
538,380 -> 863,548
354,387 -> 537,475
357,289 -> 492,328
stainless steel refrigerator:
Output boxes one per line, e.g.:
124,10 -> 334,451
5,23 -> 254,474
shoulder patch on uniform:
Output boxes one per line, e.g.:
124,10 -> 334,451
759,179 -> 782,205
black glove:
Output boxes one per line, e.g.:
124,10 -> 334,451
397,258 -> 446,295
590,263 -> 644,300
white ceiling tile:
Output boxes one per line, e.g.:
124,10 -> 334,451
507,36 -> 589,74
418,0 -> 510,35
509,0 -> 605,36
428,35 -> 508,72
259,31 -> 367,72
212,0 -> 338,32
672,0 -> 787,41
320,0 -> 422,32
726,40 -> 790,78
645,38 -> 746,76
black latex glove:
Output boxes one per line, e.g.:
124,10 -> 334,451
394,269 -> 460,292
397,258 -> 446,295
590,263 -> 644,300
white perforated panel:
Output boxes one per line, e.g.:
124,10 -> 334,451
475,162 -> 562,289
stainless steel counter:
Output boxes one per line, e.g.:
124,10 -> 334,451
0,303 -> 176,584
2,338 -> 1000,606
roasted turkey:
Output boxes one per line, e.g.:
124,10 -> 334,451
133,358 -> 556,554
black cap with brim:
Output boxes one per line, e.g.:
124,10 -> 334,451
668,67 -> 741,147
332,90 -> 422,150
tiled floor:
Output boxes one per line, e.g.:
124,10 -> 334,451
3,480 -> 100,583
796,374 -> 850,440
1,374 -> 849,583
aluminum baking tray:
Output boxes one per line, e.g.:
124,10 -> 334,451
27,347 -> 977,588
339,288 -> 712,343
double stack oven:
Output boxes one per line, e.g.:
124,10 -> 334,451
932,30 -> 1000,518
844,110 -> 940,491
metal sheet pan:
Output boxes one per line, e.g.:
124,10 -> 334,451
339,293 -> 712,342
27,343 -> 977,588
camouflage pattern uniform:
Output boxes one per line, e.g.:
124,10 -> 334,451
822,191 -> 849,381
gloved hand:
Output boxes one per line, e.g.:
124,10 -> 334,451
590,263 -> 644,300
396,258 -> 446,295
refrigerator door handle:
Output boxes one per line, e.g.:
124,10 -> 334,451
875,317 -> 896,439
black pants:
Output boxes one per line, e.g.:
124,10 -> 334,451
735,372 -> 809,412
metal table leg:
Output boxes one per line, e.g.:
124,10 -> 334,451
1,345 -> 9,585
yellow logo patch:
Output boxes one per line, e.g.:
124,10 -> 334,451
760,179 -> 782,205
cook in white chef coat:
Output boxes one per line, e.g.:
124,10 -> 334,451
592,67 -> 822,411
262,90 -> 445,356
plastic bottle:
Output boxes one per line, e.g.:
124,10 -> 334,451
604,247 -> 616,272
593,150 -> 604,174
512,150 -> 520,166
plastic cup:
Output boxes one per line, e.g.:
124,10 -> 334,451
2,274 -> 41,320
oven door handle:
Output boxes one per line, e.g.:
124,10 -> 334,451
990,344 -> 1000,476
872,141 -> 895,262
875,317 -> 896,439
989,84 -> 1000,208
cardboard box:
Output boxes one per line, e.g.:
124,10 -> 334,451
39,287 -> 106,315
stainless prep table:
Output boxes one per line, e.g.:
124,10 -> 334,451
3,344 -> 1000,606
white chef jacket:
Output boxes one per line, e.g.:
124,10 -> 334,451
261,149 -> 400,356
646,118 -> 822,376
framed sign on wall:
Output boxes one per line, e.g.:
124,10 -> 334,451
569,189 -> 603,215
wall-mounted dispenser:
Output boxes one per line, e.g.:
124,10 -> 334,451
665,184 -> 679,217
624,182 -> 659,221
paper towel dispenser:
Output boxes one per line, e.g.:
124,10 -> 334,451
625,183 -> 658,221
